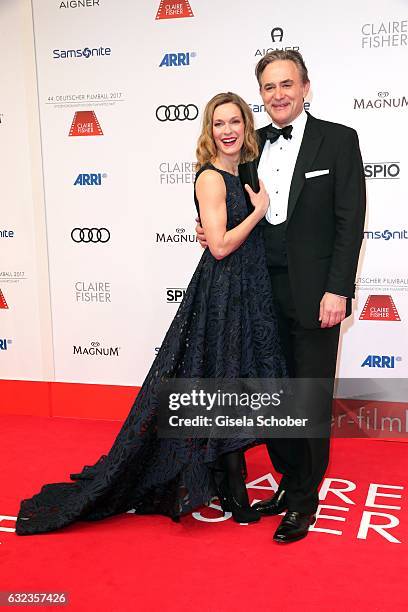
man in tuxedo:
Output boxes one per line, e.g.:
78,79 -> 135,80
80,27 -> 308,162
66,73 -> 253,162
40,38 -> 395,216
197,50 -> 366,542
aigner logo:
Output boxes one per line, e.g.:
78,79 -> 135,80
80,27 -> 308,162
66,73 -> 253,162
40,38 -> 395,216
159,52 -> 196,67
59,1 -> 100,8
156,0 -> 194,20
69,111 -> 103,136
255,27 -> 299,57
361,355 -> 402,368
364,162 -> 400,179
270,27 -> 284,42
71,228 -> 110,243
74,173 -> 107,186
156,104 -> 199,122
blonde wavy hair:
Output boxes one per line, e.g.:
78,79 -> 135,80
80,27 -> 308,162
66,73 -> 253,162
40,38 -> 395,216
196,92 -> 258,170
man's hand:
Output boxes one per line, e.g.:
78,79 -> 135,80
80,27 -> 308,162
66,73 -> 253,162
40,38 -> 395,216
319,292 -> 346,328
195,217 -> 207,249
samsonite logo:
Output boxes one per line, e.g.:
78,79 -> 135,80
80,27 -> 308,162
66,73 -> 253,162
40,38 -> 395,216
53,46 -> 111,59
159,52 -> 196,67
361,355 -> 402,368
74,173 -> 107,186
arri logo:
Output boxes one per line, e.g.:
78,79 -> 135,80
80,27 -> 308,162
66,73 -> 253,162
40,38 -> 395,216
359,295 -> 401,321
0,338 -> 12,351
166,288 -> 186,303
74,173 -> 107,186
159,52 -> 196,67
156,1 -> 194,20
0,289 -> 8,309
361,355 -> 402,368
69,111 -> 103,136
53,46 -> 111,59
364,162 -> 400,179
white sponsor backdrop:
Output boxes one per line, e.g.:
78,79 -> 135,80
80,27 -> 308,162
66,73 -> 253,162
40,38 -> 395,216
0,0 -> 53,381
1,0 -> 407,392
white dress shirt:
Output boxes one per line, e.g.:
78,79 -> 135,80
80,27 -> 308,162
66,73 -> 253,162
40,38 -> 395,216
258,109 -> 307,225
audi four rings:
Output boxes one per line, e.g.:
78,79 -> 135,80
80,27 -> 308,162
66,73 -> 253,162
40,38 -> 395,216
71,228 -> 111,243
155,104 -> 199,122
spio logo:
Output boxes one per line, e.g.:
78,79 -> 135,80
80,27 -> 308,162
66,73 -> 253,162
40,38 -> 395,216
271,27 -> 284,42
74,173 -> 107,186
166,288 -> 186,303
361,355 -> 402,368
156,0 -> 194,20
53,46 -> 111,59
364,163 -> 400,179
156,104 -> 199,122
159,52 -> 196,67
359,295 -> 401,321
0,338 -> 12,351
0,289 -> 8,309
71,228 -> 110,243
69,111 -> 103,136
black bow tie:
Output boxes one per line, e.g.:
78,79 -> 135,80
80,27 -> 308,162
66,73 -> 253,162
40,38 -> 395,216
266,125 -> 293,144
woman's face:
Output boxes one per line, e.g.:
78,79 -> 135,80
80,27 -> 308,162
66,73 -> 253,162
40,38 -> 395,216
212,102 -> 245,158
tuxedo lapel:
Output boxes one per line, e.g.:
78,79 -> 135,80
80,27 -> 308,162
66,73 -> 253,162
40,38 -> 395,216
287,114 -> 323,223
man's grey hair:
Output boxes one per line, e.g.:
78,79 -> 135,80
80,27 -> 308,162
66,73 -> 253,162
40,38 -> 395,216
255,50 -> 310,86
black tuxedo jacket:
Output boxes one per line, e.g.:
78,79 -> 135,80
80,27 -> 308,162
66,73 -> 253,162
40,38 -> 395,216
255,112 -> 366,329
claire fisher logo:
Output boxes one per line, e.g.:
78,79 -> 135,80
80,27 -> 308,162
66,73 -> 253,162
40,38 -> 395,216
53,46 -> 111,59
159,161 -> 197,184
59,0 -> 100,8
354,91 -> 407,110
0,289 -> 8,309
156,1 -> 194,20
69,111 -> 103,136
254,27 -> 300,57
75,281 -> 111,303
359,295 -> 401,321
361,20 -> 407,48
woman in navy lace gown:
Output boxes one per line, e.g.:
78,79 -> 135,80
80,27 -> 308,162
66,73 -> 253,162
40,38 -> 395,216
16,93 -> 285,535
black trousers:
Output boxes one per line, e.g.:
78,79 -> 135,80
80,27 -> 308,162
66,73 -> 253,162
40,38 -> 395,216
267,267 -> 341,513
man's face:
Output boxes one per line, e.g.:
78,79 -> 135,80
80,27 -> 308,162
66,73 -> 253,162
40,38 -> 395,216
259,60 -> 310,127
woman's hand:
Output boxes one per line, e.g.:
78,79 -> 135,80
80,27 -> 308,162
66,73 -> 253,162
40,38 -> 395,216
244,179 -> 270,218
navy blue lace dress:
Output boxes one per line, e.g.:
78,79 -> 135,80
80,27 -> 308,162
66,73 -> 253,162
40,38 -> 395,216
16,164 -> 285,535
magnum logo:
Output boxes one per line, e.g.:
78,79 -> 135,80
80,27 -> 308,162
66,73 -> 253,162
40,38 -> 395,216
0,289 -> 8,309
156,1 -> 194,20
359,295 -> 401,321
69,111 -> 103,136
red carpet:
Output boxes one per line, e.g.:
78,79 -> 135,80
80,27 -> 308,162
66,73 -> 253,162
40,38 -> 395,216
1,415 -> 407,611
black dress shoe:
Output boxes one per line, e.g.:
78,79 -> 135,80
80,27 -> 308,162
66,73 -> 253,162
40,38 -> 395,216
252,490 -> 287,516
273,511 -> 316,543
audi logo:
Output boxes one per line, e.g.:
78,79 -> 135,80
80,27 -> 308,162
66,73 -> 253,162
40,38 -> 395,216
156,104 -> 199,122
71,228 -> 111,243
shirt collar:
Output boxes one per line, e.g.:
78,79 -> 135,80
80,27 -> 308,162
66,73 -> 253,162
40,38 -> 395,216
271,108 -> 307,139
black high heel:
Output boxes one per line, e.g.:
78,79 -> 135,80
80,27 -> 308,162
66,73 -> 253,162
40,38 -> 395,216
211,468 -> 232,512
228,496 -> 261,525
